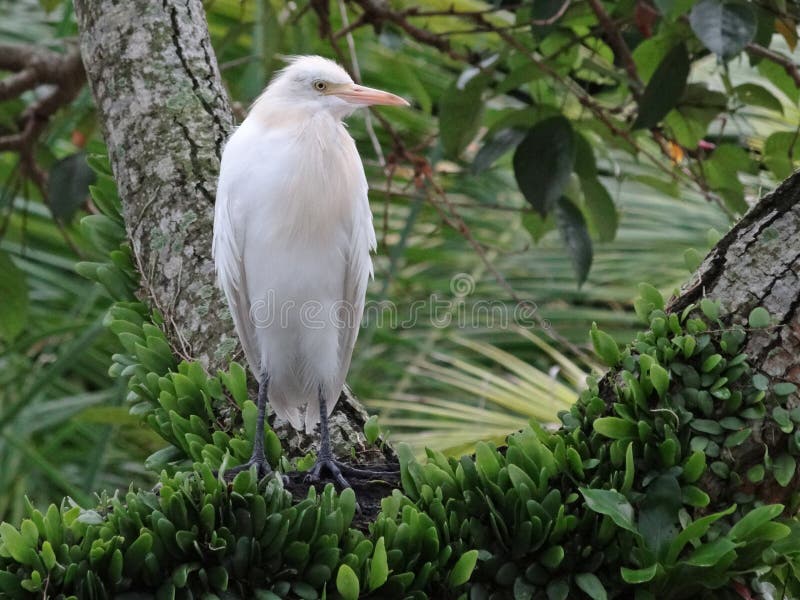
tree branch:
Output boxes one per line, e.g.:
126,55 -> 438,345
746,42 -> 800,88
586,0 -> 642,96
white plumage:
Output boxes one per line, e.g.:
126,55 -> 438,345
213,56 -> 407,442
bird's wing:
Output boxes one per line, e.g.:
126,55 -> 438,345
304,182 -> 374,432
338,185 -> 376,390
212,174 -> 262,378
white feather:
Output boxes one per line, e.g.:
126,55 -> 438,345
213,56 -> 378,432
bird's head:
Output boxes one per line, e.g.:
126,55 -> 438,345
254,55 -> 409,120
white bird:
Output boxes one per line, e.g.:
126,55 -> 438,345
213,55 -> 408,486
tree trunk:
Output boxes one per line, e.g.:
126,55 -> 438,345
73,0 -> 380,462
667,171 -> 800,507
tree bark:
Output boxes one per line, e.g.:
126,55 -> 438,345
667,171 -> 800,507
73,0 -> 381,462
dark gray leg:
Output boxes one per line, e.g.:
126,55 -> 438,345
305,385 -> 392,488
225,372 -> 273,479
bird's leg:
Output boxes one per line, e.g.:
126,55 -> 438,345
305,386 -> 396,489
224,372 -> 273,480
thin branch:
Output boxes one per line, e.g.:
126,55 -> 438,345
336,0 -> 385,166
586,0 -> 642,96
745,43 -> 800,88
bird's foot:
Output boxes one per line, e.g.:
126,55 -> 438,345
304,457 -> 396,489
220,456 -> 275,482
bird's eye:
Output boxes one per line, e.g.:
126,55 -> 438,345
313,80 -> 327,92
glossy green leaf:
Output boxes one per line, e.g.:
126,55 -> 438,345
639,475 -> 681,558
47,153 -> 97,221
734,83 -> 783,113
575,572 -> 607,600
748,306 -> 770,328
555,196 -> 593,286
448,549 -> 478,587
440,73 -> 487,158
620,563 -> 658,584
594,417 -> 637,440
580,488 -> 638,534
513,116 -> 576,215
773,454 -> 796,487
590,322 -> 620,367
633,44 -> 690,130
580,177 -> 617,242
335,564 -> 359,600
369,537 -> 389,591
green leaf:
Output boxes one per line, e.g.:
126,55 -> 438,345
47,153 -> 97,221
364,415 -> 380,445
555,196 -> 593,286
733,83 -> 783,113
666,504 -> 736,564
654,0 -> 695,19
440,73 -> 487,158
369,537 -> 389,591
580,488 -> 638,534
691,419 -> 723,435
639,475 -> 682,558
649,363 -> 670,399
729,504 -> 784,541
683,451 -> 706,484
513,116 -> 576,216
759,59 -> 800,103
633,43 -> 690,130
765,131 -> 800,180
0,251 -> 28,341
775,382 -> 798,396
664,105 -> 719,149
748,306 -> 770,328
590,322 -> 620,366
684,248 -> 703,272
594,417 -> 637,440
522,211 -> 554,243
581,178 -> 618,242
472,128 -> 525,174
620,563 -> 658,584
546,580 -> 570,600
774,454 -> 796,487
689,0 -> 756,59
448,549 -> 478,587
575,572 -> 607,600
336,564 -> 359,600
685,538 -> 737,567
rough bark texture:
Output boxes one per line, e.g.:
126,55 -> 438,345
73,0 -> 382,462
670,171 -> 800,383
667,171 -> 800,507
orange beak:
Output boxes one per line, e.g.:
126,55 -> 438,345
331,83 -> 410,107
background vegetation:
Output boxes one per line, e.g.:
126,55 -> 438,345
0,0 -> 798,531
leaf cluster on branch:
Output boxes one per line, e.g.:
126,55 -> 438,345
2,149 -> 800,599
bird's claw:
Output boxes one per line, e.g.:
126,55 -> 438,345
305,457 -> 351,489
220,457 -> 277,482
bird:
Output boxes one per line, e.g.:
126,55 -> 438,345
212,55 -> 408,488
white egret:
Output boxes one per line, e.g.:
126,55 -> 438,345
213,55 -> 408,487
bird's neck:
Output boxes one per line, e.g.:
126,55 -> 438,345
248,95 -> 347,132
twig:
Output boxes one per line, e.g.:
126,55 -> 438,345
337,0 -> 385,166
586,0 -> 642,96
745,43 -> 800,88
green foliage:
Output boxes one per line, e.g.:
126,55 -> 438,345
3,156 -> 800,597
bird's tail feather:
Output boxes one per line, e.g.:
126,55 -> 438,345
268,380 -> 341,434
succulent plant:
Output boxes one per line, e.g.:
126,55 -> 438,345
2,149 -> 799,599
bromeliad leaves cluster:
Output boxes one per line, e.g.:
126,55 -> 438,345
2,152 -> 800,598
